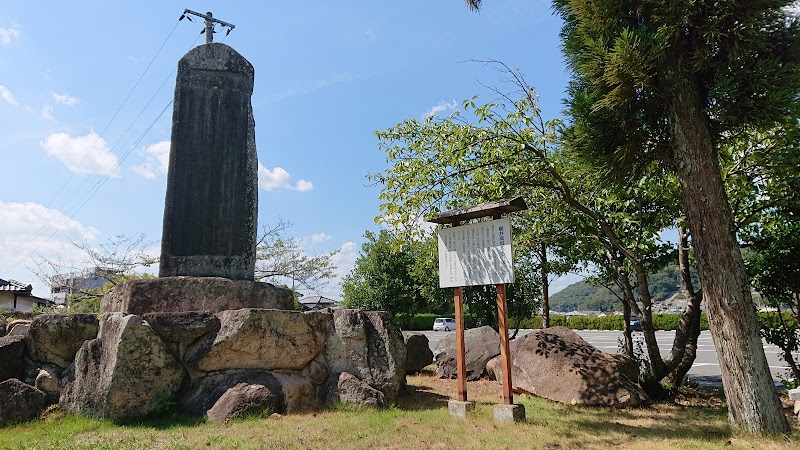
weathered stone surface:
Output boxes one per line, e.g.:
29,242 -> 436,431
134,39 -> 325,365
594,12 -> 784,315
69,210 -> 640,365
404,333 -> 434,374
0,379 -> 47,426
160,43 -> 258,281
60,313 -> 186,419
34,364 -> 62,400
324,372 -> 385,408
143,311 -> 219,358
206,382 -> 280,424
24,314 -> 98,368
306,359 -> 328,386
179,370 -> 284,416
507,327 -> 649,408
325,309 -> 406,404
486,354 -> 501,381
0,335 -> 24,382
272,372 -> 317,413
101,277 -> 293,315
434,326 -> 500,381
7,320 -> 30,336
0,317 -> 6,337
185,309 -> 321,371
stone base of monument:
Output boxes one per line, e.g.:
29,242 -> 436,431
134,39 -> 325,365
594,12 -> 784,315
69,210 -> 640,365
100,276 -> 294,315
448,400 -> 475,418
493,403 -> 526,423
0,309 -> 407,423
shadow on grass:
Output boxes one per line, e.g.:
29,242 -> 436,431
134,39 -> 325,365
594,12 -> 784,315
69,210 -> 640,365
397,383 -> 451,411
113,411 -> 206,429
571,415 -> 731,442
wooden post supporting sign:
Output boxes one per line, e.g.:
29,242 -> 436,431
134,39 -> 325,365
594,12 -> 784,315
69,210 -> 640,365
428,196 -> 528,417
454,286 -> 467,401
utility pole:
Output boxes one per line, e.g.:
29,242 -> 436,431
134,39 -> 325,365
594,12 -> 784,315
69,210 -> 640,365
180,9 -> 235,44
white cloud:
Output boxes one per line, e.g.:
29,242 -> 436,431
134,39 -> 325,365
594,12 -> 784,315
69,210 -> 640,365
0,85 -> 17,105
422,100 -> 457,119
295,179 -> 314,191
40,104 -> 54,120
0,201 -> 100,297
52,92 -> 79,106
365,27 -> 376,40
320,241 -> 358,299
257,161 -> 314,191
40,132 -> 120,177
132,140 -> 170,179
306,233 -> 331,245
0,25 -> 21,45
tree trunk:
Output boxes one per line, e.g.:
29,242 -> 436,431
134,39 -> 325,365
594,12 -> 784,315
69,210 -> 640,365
540,243 -> 550,329
666,226 -> 702,387
662,52 -> 788,433
622,294 -> 634,358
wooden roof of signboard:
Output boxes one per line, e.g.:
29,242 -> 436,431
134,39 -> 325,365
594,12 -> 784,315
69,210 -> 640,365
426,196 -> 528,225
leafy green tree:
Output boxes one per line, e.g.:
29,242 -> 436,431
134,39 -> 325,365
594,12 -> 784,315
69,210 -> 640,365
372,67 -> 704,395
341,230 -> 443,324
543,0 -> 800,432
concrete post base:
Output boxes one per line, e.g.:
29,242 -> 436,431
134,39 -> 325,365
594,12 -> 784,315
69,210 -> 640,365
448,400 -> 475,419
493,403 -> 526,423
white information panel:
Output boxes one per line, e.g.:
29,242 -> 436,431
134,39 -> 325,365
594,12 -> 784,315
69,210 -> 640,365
437,217 -> 514,288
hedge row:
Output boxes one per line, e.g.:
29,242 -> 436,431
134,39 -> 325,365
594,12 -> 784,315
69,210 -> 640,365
400,313 -> 713,331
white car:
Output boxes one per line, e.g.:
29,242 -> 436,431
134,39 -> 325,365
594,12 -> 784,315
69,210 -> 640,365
433,317 -> 456,332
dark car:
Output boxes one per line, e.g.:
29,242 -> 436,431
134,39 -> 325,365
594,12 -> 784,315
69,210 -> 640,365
629,316 -> 642,332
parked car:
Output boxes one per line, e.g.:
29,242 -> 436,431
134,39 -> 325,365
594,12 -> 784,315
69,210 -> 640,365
433,317 -> 456,332
629,316 -> 642,332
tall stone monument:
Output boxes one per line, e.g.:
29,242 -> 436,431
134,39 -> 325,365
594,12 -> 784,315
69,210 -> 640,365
102,42 -> 293,315
159,43 -> 257,280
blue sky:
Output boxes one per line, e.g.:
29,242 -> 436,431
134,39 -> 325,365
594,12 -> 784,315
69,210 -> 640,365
0,1 -> 576,300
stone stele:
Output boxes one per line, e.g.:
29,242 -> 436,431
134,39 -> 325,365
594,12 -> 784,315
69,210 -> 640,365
159,42 -> 258,280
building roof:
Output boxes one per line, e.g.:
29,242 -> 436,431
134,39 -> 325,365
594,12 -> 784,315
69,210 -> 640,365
0,279 -> 32,293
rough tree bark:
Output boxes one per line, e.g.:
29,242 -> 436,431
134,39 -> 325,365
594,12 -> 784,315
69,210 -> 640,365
662,50 -> 788,432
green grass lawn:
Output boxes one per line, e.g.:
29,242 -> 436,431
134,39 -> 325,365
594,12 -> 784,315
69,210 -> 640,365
1,375 -> 798,450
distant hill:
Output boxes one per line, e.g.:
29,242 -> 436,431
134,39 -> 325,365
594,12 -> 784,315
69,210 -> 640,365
549,265 -> 694,312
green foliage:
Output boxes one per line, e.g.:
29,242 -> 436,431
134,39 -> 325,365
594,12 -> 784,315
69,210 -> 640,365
396,313 -> 441,331
341,230 -> 446,321
550,264 -> 698,313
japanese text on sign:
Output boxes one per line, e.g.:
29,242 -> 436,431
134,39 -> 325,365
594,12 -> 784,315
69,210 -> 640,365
437,218 -> 514,288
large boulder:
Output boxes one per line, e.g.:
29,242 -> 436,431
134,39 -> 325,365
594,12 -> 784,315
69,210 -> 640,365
324,310 -> 406,405
185,309 -> 322,371
142,311 -> 219,358
24,314 -> 99,368
507,327 -> 649,408
60,313 -> 186,419
434,326 -> 500,381
101,276 -> 294,315
206,382 -> 280,424
179,370 -> 285,416
0,335 -> 25,382
0,379 -> 47,426
404,333 -> 434,374
323,372 -> 385,408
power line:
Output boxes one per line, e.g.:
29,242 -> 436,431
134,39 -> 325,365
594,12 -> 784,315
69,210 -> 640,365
4,19 -> 182,256
3,28 -> 204,275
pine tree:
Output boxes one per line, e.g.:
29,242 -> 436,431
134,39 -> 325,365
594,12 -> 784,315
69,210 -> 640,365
551,0 -> 800,432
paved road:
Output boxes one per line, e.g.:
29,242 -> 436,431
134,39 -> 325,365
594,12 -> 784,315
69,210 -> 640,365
412,329 -> 790,387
